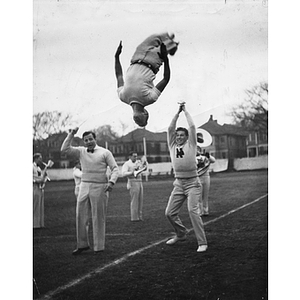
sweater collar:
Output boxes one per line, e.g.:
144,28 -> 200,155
86,145 -> 101,152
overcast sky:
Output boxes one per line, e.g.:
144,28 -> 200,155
33,0 -> 267,136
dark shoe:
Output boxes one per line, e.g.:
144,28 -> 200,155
72,247 -> 90,255
94,250 -> 104,255
168,44 -> 178,56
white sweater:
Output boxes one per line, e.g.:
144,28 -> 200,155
61,133 -> 119,184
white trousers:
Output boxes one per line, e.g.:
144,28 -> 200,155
76,182 -> 108,251
165,177 -> 207,245
74,186 -> 80,199
129,181 -> 144,221
33,184 -> 44,228
199,175 -> 210,214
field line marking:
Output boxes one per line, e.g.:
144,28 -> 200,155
34,233 -> 134,240
202,193 -> 268,227
38,193 -> 267,300
38,238 -> 170,300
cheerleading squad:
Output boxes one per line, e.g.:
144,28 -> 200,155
33,33 -> 215,255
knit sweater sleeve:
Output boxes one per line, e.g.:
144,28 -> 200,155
60,132 -> 80,159
167,112 -> 179,149
185,110 -> 196,146
106,150 -> 119,184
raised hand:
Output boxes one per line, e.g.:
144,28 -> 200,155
158,43 -> 168,60
177,101 -> 186,113
115,41 -> 123,57
69,127 -> 79,135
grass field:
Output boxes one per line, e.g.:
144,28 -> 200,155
33,170 -> 268,300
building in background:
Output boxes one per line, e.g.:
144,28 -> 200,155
246,131 -> 268,157
33,115 -> 267,168
108,128 -> 170,164
33,132 -> 83,168
245,113 -> 268,157
199,115 -> 248,161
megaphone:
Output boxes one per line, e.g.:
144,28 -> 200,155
196,128 -> 212,148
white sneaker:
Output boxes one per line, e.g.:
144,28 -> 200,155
197,245 -> 208,252
166,236 -> 186,245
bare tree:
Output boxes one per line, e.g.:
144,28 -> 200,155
95,124 -> 120,147
230,82 -> 268,132
33,111 -> 74,140
119,119 -> 129,136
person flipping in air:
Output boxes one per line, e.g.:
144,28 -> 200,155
114,33 -> 179,127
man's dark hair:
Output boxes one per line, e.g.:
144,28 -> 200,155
33,153 -> 42,162
133,109 -> 149,127
129,152 -> 138,157
175,127 -> 188,137
82,131 -> 96,139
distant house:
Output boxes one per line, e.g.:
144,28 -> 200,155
108,128 -> 170,164
33,132 -> 84,168
33,129 -> 170,167
33,115 -> 261,168
108,116 -> 250,165
245,113 -> 268,157
199,115 -> 249,161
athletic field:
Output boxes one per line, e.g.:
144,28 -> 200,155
33,170 -> 268,300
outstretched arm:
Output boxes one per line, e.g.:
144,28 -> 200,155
167,105 -> 183,146
61,128 -> 78,152
168,105 -> 182,131
61,128 -> 80,159
155,43 -> 170,93
182,105 -> 196,146
115,41 -> 124,88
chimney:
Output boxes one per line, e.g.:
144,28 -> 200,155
209,114 -> 218,123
